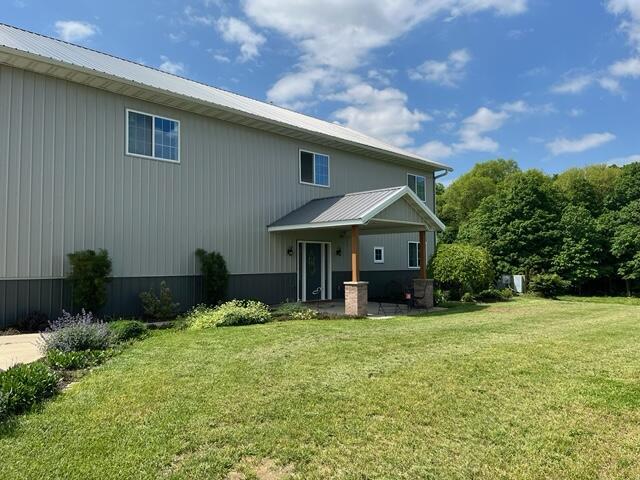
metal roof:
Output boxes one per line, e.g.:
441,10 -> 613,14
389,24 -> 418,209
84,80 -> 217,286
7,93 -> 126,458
268,186 -> 445,232
0,23 -> 453,172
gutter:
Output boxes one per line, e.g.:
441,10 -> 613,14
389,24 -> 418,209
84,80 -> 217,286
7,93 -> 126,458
433,169 -> 451,245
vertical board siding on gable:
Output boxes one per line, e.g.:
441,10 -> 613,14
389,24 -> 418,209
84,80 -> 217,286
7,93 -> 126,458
0,64 -> 436,281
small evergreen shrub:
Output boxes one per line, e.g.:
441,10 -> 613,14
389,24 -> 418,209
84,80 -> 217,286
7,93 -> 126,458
17,311 -> 49,333
0,362 -> 60,417
45,349 -> 110,371
108,320 -> 148,342
187,300 -> 272,329
41,310 -> 111,353
431,244 -> 495,297
67,249 -> 112,312
529,273 -> 571,298
195,249 -> 229,305
273,302 -> 320,320
139,282 -> 179,320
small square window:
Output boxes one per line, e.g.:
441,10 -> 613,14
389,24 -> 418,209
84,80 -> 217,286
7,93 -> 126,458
408,241 -> 421,269
374,247 -> 384,264
300,150 -> 330,187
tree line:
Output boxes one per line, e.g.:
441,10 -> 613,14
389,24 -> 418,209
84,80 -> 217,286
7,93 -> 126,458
436,159 -> 640,296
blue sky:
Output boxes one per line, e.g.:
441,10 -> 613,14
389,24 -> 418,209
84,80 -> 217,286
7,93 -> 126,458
3,0 -> 640,179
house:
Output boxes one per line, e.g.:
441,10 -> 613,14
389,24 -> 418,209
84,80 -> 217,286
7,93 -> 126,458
0,23 -> 452,326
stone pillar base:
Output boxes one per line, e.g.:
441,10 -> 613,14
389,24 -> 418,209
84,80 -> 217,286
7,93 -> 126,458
412,279 -> 434,309
344,281 -> 369,316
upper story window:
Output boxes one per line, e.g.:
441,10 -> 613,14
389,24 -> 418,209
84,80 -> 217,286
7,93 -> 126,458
407,173 -> 426,202
127,109 -> 180,163
300,150 -> 330,187
373,246 -> 385,264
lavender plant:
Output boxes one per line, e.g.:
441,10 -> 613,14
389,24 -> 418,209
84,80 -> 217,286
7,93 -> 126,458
40,310 -> 111,353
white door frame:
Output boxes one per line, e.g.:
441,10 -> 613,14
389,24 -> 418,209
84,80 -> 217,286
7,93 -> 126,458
297,241 -> 332,302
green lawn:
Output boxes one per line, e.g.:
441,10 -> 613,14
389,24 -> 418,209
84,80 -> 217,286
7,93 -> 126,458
2,298 -> 640,480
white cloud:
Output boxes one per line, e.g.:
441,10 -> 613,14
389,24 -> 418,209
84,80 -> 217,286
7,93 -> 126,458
551,74 -> 594,94
609,56 -> 640,77
54,20 -> 99,42
409,49 -> 471,87
414,140 -> 454,160
158,56 -> 185,75
330,83 -> 430,147
547,132 -> 616,156
606,0 -> 640,51
213,54 -> 231,63
568,108 -> 584,117
184,5 -> 215,26
607,154 -> 640,166
598,76 -> 623,93
454,107 -> 509,152
245,0 -> 527,107
216,17 -> 266,62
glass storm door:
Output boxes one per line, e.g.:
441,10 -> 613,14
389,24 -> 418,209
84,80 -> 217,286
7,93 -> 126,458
298,242 -> 332,302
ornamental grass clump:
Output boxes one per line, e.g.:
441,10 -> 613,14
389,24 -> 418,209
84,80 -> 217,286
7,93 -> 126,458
187,300 -> 272,329
41,310 -> 111,353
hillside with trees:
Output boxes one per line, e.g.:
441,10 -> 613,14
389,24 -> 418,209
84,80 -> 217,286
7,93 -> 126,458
434,160 -> 639,296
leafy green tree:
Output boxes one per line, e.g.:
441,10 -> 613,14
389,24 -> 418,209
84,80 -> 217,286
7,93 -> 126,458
430,243 -> 494,298
438,159 -> 519,241
458,170 -> 564,275
600,200 -> 640,295
554,164 -> 620,215
195,249 -> 229,305
552,205 -> 602,292
604,162 -> 640,210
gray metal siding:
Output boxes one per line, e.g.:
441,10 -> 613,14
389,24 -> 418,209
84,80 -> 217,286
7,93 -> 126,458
0,64 -> 436,284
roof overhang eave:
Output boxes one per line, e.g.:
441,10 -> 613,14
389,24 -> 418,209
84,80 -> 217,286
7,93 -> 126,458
0,45 -> 453,172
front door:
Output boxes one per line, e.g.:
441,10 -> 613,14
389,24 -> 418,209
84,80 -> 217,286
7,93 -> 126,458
298,241 -> 332,302
305,243 -> 322,301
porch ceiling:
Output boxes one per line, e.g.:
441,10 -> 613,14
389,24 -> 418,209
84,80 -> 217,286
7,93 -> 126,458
267,186 -> 445,234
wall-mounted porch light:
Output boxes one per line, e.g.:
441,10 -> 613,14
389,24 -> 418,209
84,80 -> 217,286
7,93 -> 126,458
336,247 -> 342,256
287,246 -> 294,256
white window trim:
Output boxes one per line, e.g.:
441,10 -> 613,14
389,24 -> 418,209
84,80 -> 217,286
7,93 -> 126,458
125,108 -> 181,164
299,149 -> 330,188
373,246 -> 385,264
408,241 -> 420,269
407,173 -> 427,203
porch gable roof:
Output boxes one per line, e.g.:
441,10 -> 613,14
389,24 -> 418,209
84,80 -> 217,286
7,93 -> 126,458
267,186 -> 445,233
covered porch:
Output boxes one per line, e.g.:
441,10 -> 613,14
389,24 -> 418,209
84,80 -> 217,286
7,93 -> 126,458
268,186 -> 445,316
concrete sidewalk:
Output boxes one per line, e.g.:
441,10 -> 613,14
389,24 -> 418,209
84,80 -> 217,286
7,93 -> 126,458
0,334 -> 44,370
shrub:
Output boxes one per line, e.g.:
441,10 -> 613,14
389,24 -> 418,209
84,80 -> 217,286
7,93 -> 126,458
41,310 -> 111,353
0,362 -> 60,417
17,311 -> 49,333
45,349 -> 110,371
461,292 -> 476,303
195,249 -> 229,305
139,282 -> 179,320
67,249 -> 112,312
273,302 -> 320,320
529,273 -> 571,298
475,288 -> 513,303
187,300 -> 272,329
0,390 -> 8,422
431,244 -> 495,296
108,320 -> 148,342
433,288 -> 447,306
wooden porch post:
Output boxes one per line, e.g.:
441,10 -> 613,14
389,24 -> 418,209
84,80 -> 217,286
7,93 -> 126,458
419,230 -> 427,280
351,225 -> 360,282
